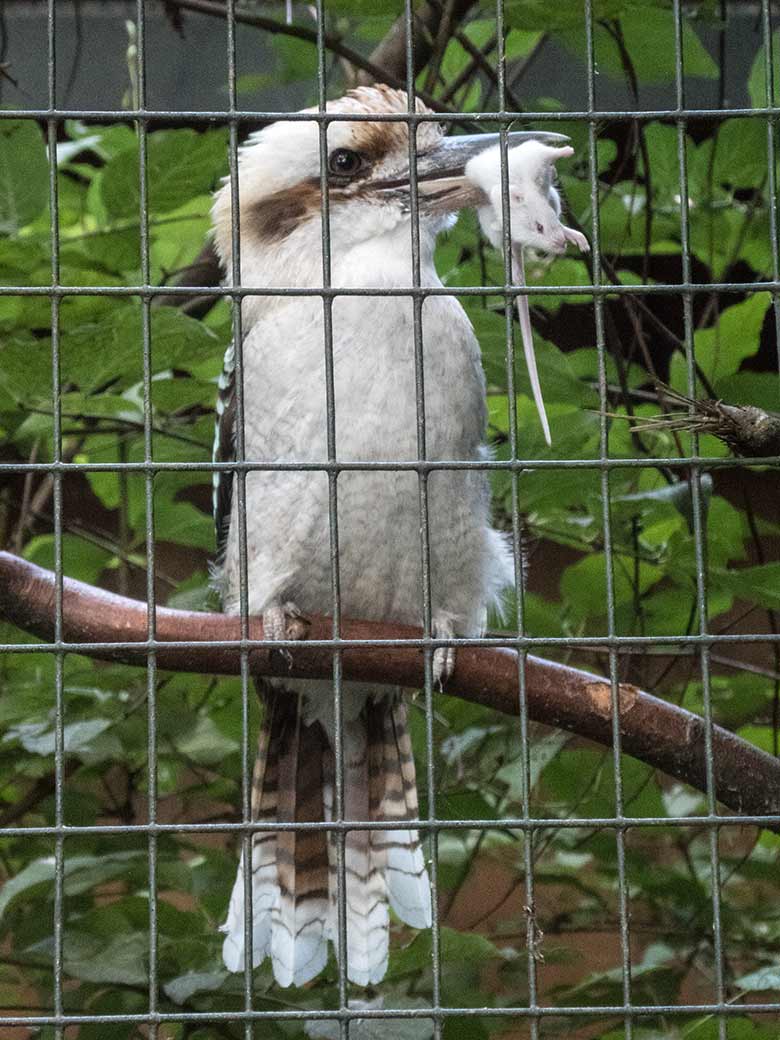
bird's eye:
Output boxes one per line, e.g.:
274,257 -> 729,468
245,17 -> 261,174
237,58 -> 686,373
536,222 -> 545,234
328,148 -> 364,178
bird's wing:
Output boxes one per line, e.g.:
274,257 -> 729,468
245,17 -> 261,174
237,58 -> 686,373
212,340 -> 236,558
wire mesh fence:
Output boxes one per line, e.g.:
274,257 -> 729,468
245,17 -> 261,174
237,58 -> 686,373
0,0 -> 779,1038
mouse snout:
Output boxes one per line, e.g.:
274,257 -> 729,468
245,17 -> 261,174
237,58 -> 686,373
549,227 -> 567,253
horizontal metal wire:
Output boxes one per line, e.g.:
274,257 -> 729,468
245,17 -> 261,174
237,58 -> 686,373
3,105 -> 780,122
3,631 -> 780,655
1,1002 -> 779,1028
1,813 -> 779,839
1,455 -> 778,474
1,280 -> 777,297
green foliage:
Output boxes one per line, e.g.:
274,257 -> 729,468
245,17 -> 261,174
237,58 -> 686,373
0,121 -> 50,234
0,2 -> 778,1037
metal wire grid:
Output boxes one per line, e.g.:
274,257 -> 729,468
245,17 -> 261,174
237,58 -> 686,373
1,0 -> 780,1036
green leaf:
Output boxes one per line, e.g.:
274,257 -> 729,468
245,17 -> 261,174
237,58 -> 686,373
3,717 -> 113,757
0,121 -> 50,233
735,964 -> 780,992
714,371 -> 780,413
0,852 -> 146,922
556,8 -> 717,86
101,129 -> 228,220
0,857 -> 58,922
611,475 -> 713,530
684,1019 -> 780,1040
163,969 -> 229,1004
61,305 -> 219,393
0,336 -> 53,407
174,714 -> 239,765
715,562 -> 780,611
671,293 -> 771,389
154,501 -> 214,551
24,534 -> 113,587
561,552 -> 664,629
62,930 -> 149,986
713,120 -> 771,190
389,927 -> 504,977
496,729 -> 570,798
504,0 -> 606,30
748,30 -> 780,108
24,533 -> 114,587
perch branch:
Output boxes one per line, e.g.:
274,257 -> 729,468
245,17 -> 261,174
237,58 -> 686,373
1,551 -> 778,827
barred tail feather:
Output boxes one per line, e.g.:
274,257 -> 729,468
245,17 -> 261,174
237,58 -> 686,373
220,839 -> 276,972
221,688 -> 431,989
271,700 -> 330,987
342,719 -> 389,986
221,683 -> 283,972
380,700 -> 432,930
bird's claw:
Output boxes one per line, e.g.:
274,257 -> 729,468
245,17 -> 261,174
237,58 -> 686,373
263,602 -> 309,668
432,613 -> 457,692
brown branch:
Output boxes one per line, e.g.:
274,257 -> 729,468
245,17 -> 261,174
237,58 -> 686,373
152,240 -> 221,314
1,551 -> 778,826
360,0 -> 478,87
167,0 -> 448,112
0,762 -> 78,828
624,388 -> 780,459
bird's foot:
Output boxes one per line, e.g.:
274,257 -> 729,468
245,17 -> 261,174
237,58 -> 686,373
263,602 -> 309,667
432,612 -> 457,692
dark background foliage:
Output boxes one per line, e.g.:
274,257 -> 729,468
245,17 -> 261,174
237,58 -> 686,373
0,1 -> 779,1037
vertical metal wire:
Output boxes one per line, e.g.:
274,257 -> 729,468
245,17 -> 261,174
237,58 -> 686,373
46,2 -> 64,1036
133,2 -> 160,1034
402,5 -> 440,1037
493,7 -> 541,1036
312,3 -> 348,1031
761,0 -> 780,388
672,4 -> 726,1035
9,0 -> 778,1035
223,2 -> 254,1033
584,3 -> 633,1036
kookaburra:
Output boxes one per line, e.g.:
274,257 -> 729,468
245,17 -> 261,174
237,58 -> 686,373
210,85 -> 568,990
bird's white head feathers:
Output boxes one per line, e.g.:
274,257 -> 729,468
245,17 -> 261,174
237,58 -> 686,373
211,86 -> 449,277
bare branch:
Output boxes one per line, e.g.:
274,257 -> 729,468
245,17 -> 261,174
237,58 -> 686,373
623,387 -> 780,459
167,0 -> 447,111
360,0 -> 478,86
1,551 -> 778,827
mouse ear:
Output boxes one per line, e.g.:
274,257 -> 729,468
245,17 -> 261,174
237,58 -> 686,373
511,245 -> 552,446
489,184 -> 524,218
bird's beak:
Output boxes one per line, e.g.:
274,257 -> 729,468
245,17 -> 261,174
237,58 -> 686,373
370,130 -> 570,212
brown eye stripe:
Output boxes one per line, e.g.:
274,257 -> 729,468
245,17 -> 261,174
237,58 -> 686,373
249,174 -> 389,245
250,179 -> 321,244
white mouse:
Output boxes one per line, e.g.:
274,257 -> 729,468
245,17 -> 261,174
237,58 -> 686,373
466,141 -> 589,445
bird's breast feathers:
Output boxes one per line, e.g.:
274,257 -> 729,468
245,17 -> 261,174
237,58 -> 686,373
238,288 -> 485,464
